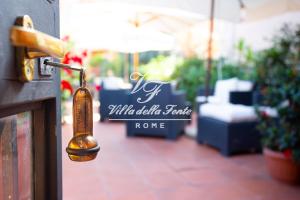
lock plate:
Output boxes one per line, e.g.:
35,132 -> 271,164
39,57 -> 54,76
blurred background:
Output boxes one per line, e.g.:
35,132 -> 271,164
59,0 -> 300,199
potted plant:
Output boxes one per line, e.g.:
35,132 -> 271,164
255,24 -> 300,184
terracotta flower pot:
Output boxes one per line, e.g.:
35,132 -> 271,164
264,148 -> 300,184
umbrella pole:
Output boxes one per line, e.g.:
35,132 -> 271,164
124,53 -> 129,82
205,0 -> 215,97
133,52 -> 139,74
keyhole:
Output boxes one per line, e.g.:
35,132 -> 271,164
26,22 -> 32,29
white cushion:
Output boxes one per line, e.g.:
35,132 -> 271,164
170,80 -> 178,92
103,77 -> 124,90
196,96 -> 221,104
196,96 -> 207,103
200,103 -> 257,123
236,80 -> 253,91
258,106 -> 278,118
214,78 -> 238,104
195,78 -> 252,105
122,83 -> 132,89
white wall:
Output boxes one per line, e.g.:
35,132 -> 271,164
235,12 -> 300,51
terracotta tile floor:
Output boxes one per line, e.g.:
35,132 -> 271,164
62,122 -> 300,200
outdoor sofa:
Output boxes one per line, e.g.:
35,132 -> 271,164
196,78 -> 261,156
99,77 -> 131,122
126,82 -> 190,140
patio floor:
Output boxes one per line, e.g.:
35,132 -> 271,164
62,121 -> 300,200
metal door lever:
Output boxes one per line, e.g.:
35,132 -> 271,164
10,15 -> 67,82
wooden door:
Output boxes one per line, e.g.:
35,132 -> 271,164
0,0 -> 62,199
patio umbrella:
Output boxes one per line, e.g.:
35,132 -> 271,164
242,0 -> 300,22
60,1 -> 204,74
70,0 -> 300,22
61,0 -> 300,86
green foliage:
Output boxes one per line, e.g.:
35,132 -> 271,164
61,89 -> 72,102
138,51 -> 169,65
171,57 -> 217,104
235,38 -> 256,67
89,54 -> 105,68
89,54 -> 124,77
139,55 -> 181,81
255,24 -> 300,162
220,63 -> 240,78
221,62 -> 255,81
171,57 -> 255,106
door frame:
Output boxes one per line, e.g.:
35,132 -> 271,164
0,99 -> 62,200
0,1 -> 62,199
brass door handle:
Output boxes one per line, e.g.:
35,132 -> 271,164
11,26 -> 66,58
10,15 -> 67,82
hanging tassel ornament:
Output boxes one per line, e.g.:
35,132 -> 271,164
66,69 -> 100,161
43,60 -> 100,162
